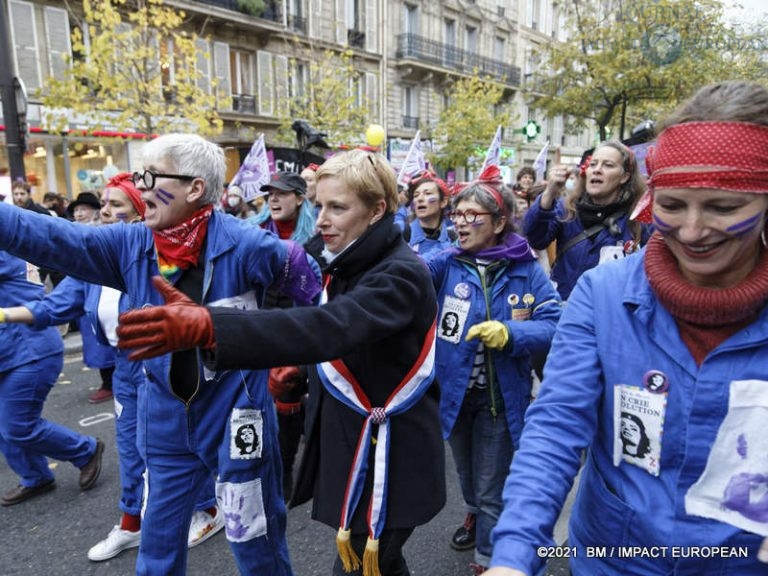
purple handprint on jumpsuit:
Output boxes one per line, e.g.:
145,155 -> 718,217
721,433 -> 768,522
221,483 -> 261,540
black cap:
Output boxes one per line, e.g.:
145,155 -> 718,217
260,172 -> 307,195
67,191 -> 101,214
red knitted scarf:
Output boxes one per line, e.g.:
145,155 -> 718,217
644,233 -> 768,365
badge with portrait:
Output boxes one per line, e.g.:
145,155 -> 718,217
229,408 -> 263,460
613,383 -> 667,476
438,295 -> 470,344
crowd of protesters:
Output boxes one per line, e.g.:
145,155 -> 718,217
1,80 -> 767,576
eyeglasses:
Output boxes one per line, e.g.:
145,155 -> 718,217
449,209 -> 493,224
132,170 -> 196,190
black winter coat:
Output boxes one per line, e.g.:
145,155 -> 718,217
208,215 -> 446,532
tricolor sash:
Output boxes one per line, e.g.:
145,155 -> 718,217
316,319 -> 437,572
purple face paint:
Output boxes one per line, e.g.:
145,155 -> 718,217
426,196 -> 439,204
736,433 -> 748,459
725,212 -> 763,238
470,220 -> 486,227
156,188 -> 175,201
116,213 -> 128,221
652,214 -> 673,231
722,472 -> 768,522
155,187 -> 174,205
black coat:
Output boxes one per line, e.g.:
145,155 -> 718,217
209,215 -> 446,531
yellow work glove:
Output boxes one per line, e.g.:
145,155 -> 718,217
465,320 -> 509,350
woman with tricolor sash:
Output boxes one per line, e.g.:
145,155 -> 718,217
116,148 -> 446,576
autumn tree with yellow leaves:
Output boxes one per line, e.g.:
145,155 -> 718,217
429,75 -> 511,172
42,0 -> 224,138
528,0 -> 766,141
275,44 -> 373,149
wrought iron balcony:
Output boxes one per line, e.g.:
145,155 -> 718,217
232,93 -> 256,114
402,115 -> 420,129
396,33 -> 520,86
288,14 -> 307,34
192,0 -> 282,23
348,29 -> 366,48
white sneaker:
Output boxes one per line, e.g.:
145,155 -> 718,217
188,507 -> 224,548
87,525 -> 141,561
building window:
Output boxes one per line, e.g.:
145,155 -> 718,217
230,50 -> 255,114
494,36 -> 505,61
404,4 -> 418,35
465,26 -> 478,54
403,86 -> 419,128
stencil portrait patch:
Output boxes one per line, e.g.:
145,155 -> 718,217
229,409 -> 263,460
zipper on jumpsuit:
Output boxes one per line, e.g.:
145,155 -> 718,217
461,256 -> 503,421
165,257 -> 214,409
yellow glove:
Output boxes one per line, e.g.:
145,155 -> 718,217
465,320 -> 509,350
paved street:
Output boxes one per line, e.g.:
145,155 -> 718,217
0,336 -> 570,575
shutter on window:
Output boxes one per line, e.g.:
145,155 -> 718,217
43,6 -> 70,81
257,51 -> 274,116
196,38 -> 211,94
365,0 -> 377,53
335,0 -> 346,44
274,54 -> 288,116
213,41 -> 232,111
10,0 -> 42,91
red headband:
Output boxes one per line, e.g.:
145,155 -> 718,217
452,165 -> 505,210
647,121 -> 768,194
408,170 -> 449,197
106,172 -> 146,218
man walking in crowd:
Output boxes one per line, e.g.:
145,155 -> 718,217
0,133 -> 321,576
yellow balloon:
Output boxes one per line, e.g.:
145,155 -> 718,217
365,124 -> 385,147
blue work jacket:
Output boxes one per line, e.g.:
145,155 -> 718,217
490,251 -> 768,575
425,249 -> 561,444
0,252 -> 63,371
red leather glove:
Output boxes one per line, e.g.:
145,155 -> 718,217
116,276 -> 216,361
268,366 -> 301,398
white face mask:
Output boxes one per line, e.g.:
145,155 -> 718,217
565,179 -> 575,192
227,196 -> 242,208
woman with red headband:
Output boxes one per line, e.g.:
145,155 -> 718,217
486,81 -> 768,575
0,173 -> 221,561
523,140 -> 648,300
423,165 -> 562,574
405,170 -> 456,256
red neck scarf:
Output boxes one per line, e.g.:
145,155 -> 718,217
152,205 -> 213,273
644,233 -> 768,364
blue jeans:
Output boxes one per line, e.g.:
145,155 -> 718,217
447,386 -> 513,566
0,354 -> 96,487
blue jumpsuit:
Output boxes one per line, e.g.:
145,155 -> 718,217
490,252 -> 768,575
0,252 -> 98,490
24,276 -> 216,520
0,206 -> 320,575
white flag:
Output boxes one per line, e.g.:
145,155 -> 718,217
532,140 -> 550,183
480,125 -> 503,172
229,134 -> 270,201
397,130 -> 426,185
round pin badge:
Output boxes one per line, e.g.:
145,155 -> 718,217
508,294 -> 519,306
454,282 -> 471,299
522,293 -> 535,307
643,370 -> 669,393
